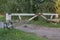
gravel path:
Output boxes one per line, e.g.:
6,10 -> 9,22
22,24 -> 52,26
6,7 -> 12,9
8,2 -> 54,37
0,22 -> 4,28
16,24 -> 60,40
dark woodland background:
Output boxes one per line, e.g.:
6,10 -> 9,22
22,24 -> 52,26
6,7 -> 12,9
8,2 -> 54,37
0,0 -> 56,14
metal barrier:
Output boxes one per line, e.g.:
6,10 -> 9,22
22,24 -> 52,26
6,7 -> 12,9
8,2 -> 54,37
5,13 -> 59,27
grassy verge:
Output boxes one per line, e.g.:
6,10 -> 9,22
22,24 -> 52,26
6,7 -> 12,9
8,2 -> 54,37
0,29 -> 48,40
0,15 -> 5,22
28,20 -> 60,28
28,16 -> 60,28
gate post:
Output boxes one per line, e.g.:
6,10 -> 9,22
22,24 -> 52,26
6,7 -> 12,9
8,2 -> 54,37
6,13 -> 11,22
55,14 -> 58,19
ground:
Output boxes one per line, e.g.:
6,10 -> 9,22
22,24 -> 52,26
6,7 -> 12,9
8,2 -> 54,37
0,16 -> 60,40
0,29 -> 48,40
16,24 -> 60,40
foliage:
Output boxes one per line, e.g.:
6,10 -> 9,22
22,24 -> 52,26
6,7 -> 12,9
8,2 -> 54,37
0,0 -> 56,13
55,0 -> 60,14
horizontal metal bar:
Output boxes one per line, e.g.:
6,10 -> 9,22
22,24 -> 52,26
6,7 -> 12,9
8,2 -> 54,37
10,13 -> 58,16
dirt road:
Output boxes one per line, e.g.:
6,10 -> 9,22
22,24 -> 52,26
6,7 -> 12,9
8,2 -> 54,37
16,24 -> 60,40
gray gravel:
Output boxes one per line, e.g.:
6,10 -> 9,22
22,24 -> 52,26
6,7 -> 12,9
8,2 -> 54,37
16,24 -> 60,40
0,22 -> 4,28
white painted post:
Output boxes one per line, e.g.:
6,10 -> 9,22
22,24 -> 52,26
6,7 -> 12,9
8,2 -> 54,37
6,13 -> 8,22
6,13 -> 11,22
55,14 -> 58,19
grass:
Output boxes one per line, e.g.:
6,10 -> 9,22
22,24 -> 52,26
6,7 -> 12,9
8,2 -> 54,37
0,29 -> 48,40
29,20 -> 60,28
0,15 -> 5,22
28,16 -> 60,28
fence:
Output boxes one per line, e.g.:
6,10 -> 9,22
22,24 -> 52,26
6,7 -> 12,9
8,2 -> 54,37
6,13 -> 58,22
5,13 -> 59,27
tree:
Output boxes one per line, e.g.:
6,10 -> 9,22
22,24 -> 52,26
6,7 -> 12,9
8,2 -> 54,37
0,0 -> 56,13
55,0 -> 60,14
